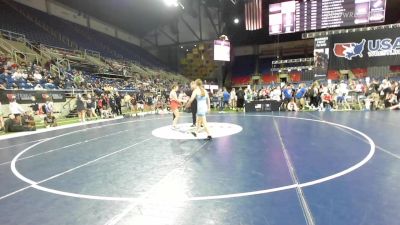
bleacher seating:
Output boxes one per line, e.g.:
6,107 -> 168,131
0,1 -> 67,48
1,0 -> 169,70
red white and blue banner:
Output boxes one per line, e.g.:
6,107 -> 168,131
329,27 -> 400,69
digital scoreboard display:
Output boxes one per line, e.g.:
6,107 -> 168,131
269,0 -> 386,35
214,40 -> 231,62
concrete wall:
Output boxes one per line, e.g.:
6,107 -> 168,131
14,0 -> 46,12
47,1 -> 87,27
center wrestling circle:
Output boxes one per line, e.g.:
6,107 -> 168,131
10,115 -> 375,202
151,122 -> 243,139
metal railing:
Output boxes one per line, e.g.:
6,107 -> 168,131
0,29 -> 26,42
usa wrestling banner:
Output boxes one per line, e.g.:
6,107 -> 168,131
329,27 -> 400,69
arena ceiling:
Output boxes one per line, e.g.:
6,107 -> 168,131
54,0 -> 223,38
55,0 -> 400,46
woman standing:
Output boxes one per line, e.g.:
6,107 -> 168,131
170,84 -> 182,129
186,79 -> 212,140
230,88 -> 237,110
86,94 -> 98,119
76,94 -> 87,123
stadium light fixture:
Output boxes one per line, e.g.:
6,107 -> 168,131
163,0 -> 184,9
163,0 -> 178,7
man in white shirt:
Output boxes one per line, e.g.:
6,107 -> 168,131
9,96 -> 25,125
9,97 -> 25,115
270,87 -> 282,101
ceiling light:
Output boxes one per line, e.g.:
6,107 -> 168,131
163,0 -> 179,7
234,18 -> 239,24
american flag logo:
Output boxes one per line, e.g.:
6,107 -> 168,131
245,0 -> 263,31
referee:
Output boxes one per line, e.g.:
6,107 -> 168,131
186,81 -> 197,127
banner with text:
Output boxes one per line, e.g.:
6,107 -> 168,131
329,27 -> 400,69
314,36 -> 330,77
0,90 -> 66,104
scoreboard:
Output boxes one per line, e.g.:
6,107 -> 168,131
269,0 -> 386,35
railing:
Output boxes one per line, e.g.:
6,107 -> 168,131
0,29 -> 26,42
25,40 -> 51,61
84,49 -> 101,58
50,64 -> 61,77
62,97 -> 75,111
0,38 -> 27,63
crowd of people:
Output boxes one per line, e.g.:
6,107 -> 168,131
2,50 -> 400,134
217,77 -> 400,112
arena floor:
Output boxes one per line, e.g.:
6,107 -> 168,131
0,111 -> 399,225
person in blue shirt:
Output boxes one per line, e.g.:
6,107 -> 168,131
295,83 -> 307,109
222,87 -> 230,110
282,84 -> 293,110
283,84 -> 293,100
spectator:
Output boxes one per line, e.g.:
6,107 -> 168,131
321,90 -> 334,110
230,88 -> 237,110
123,93 -> 131,111
76,94 -> 87,123
29,96 -> 40,115
287,99 -> 299,112
86,94 -> 98,119
237,87 -> 245,110
44,97 -> 54,114
216,89 -> 223,110
33,70 -> 42,81
44,112 -> 57,128
0,101 -> 4,131
295,83 -> 307,110
22,111 -> 36,129
282,84 -> 293,110
9,96 -> 24,124
223,87 -> 230,110
270,86 -> 282,101
4,114 -> 36,133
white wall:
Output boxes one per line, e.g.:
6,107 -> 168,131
47,2 -> 87,26
14,0 -> 47,12
89,18 -> 116,37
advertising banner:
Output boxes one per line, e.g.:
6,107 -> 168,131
329,27 -> 400,69
314,37 -> 330,77
0,90 -> 66,104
